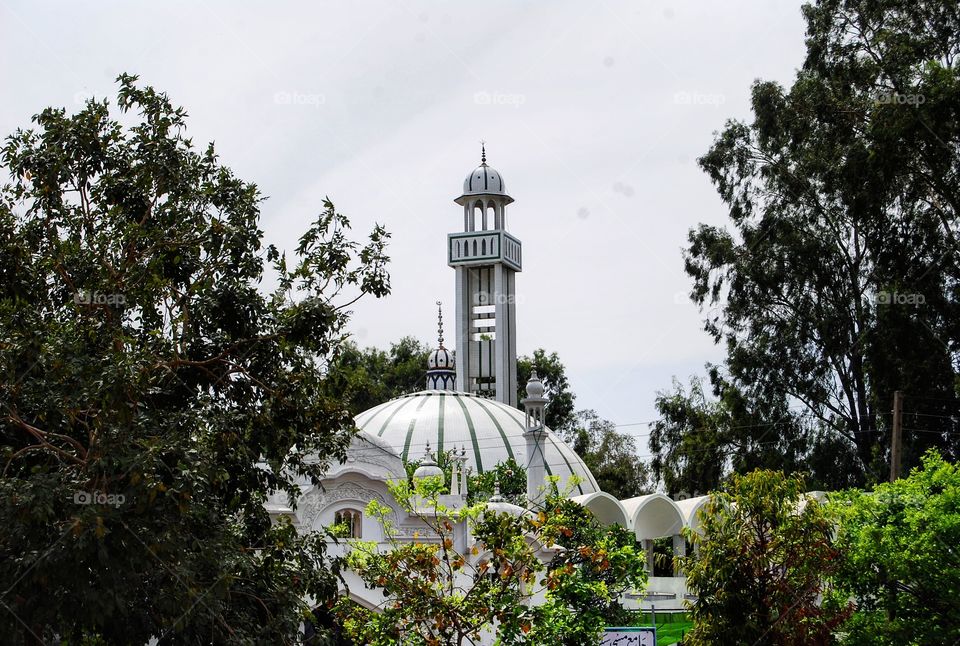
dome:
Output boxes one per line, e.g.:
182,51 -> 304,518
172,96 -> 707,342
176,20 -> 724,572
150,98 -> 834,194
428,347 -> 454,370
524,371 -> 545,399
354,390 -> 600,496
462,162 -> 507,196
412,443 -> 444,480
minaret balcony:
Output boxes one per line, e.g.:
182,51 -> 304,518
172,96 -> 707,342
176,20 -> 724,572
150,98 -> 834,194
447,231 -> 522,271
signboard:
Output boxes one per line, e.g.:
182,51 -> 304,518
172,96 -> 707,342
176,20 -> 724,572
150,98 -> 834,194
600,626 -> 656,646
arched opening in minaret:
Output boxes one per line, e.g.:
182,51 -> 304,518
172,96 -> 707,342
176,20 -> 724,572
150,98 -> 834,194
473,200 -> 484,232
472,239 -> 477,255
481,239 -> 486,255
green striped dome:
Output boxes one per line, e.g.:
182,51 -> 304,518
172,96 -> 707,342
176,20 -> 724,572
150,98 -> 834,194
354,390 -> 599,496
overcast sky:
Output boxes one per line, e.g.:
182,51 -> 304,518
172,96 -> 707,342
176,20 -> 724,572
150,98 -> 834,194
1,1 -> 809,454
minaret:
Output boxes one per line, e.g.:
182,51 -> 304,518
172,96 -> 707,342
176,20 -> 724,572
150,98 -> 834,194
426,301 -> 456,391
448,145 -> 521,405
522,370 -> 548,507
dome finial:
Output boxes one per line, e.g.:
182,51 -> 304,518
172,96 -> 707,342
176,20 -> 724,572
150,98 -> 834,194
480,139 -> 486,165
489,475 -> 503,503
436,300 -> 445,349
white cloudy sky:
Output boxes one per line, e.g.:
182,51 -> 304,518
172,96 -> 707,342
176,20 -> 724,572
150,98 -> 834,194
0,1 -> 808,453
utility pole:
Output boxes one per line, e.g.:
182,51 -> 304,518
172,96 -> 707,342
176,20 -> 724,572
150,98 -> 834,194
890,390 -> 903,482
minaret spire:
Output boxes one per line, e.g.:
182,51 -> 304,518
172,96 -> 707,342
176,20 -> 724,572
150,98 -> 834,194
425,302 -> 456,391
480,140 -> 486,164
436,300 -> 445,348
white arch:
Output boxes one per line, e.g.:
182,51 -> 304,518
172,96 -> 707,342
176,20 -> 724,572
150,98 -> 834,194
570,492 -> 629,528
621,493 -> 684,540
675,495 -> 711,536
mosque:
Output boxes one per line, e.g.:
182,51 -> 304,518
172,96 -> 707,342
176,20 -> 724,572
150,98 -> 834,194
267,149 -> 707,620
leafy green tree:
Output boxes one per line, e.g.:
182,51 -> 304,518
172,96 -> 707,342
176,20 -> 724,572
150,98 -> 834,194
533,493 -> 649,641
681,470 -> 851,646
650,369 -> 856,495
679,0 -> 960,487
466,457 -> 527,505
323,336 -> 430,416
339,476 -> 647,646
829,450 -> 960,645
518,349 -> 576,433
563,409 -> 650,499
0,75 -> 389,644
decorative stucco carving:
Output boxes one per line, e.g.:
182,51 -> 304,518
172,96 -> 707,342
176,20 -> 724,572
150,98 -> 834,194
297,481 -> 399,532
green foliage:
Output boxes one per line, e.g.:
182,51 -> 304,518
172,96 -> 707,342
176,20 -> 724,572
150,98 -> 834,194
323,336 -> 430,416
663,0 -> 960,492
829,450 -> 960,645
563,410 -> 651,499
650,371 -> 845,495
681,470 -> 850,646
338,478 -> 647,646
466,457 -> 526,505
0,75 -> 389,644
535,494 -> 649,639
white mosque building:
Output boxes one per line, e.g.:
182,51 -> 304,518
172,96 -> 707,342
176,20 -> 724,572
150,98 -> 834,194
268,149 -> 708,622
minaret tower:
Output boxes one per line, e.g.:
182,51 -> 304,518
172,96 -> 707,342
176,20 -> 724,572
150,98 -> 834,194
522,370 -> 549,507
448,145 -> 522,405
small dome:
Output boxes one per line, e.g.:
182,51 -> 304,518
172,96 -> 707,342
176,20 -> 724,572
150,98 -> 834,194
428,347 -> 454,370
412,444 -> 444,481
485,500 -> 534,518
413,463 -> 444,480
463,162 -> 507,196
525,370 -> 545,399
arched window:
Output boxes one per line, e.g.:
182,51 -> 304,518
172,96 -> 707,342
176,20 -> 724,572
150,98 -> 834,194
481,238 -> 486,255
333,509 -> 362,538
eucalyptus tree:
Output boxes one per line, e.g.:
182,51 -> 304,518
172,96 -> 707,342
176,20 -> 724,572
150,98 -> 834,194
656,0 -> 960,488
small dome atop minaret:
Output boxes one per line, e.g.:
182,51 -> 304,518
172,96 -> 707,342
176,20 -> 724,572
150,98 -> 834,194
524,369 -> 546,399
458,144 -> 512,203
425,301 -> 456,390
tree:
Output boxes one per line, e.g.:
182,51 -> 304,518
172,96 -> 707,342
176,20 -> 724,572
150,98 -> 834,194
323,336 -> 430,416
517,349 -> 576,433
338,476 -> 647,646
681,470 -> 851,646
828,450 -> 960,645
650,369 -> 858,495
679,0 -> 960,487
563,410 -> 650,499
0,75 -> 390,644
